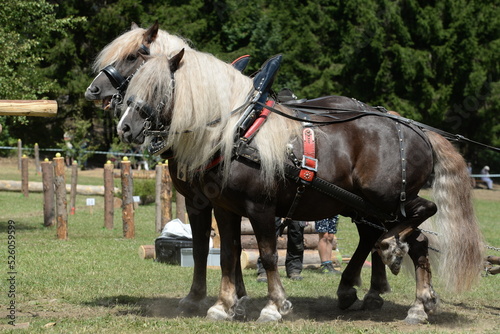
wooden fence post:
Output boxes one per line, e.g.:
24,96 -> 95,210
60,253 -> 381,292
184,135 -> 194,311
41,158 -> 55,227
121,157 -> 135,238
161,161 -> 173,229
34,143 -> 41,174
155,162 -> 163,233
103,160 -> 115,230
53,153 -> 68,240
21,155 -> 29,197
17,139 -> 22,170
69,161 -> 78,215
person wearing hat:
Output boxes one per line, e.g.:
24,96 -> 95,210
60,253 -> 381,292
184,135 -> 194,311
481,166 -> 493,189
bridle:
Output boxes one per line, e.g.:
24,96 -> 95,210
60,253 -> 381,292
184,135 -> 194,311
100,44 -> 150,110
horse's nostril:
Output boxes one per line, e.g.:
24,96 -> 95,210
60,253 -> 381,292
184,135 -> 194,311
90,85 -> 100,94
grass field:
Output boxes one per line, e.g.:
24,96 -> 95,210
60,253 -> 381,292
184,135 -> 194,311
0,157 -> 499,333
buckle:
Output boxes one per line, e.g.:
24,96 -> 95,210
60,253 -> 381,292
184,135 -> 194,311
301,155 -> 318,172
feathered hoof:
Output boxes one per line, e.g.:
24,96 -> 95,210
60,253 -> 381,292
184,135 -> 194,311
178,296 -> 204,314
337,287 -> 358,310
256,304 -> 282,322
206,304 -> 231,321
404,307 -> 428,325
362,292 -> 384,310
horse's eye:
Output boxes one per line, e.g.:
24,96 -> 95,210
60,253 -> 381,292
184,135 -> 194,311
126,54 -> 137,61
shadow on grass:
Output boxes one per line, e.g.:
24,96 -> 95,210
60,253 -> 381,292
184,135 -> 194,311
0,219 -> 46,232
85,294 -> 470,324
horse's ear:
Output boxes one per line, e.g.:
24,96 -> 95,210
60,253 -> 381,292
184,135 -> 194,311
170,49 -> 184,73
143,21 -> 159,45
131,22 -> 140,30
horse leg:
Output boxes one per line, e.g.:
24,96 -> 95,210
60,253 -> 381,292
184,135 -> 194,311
362,250 -> 391,310
206,208 -> 245,320
375,196 -> 437,275
178,199 -> 212,313
252,215 -> 292,322
404,231 -> 439,324
337,222 -> 382,310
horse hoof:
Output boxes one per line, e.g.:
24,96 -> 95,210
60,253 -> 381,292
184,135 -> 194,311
257,304 -> 282,322
279,300 -> 293,315
362,293 -> 384,310
178,296 -> 203,314
337,288 -> 358,310
405,308 -> 428,324
206,304 -> 231,321
234,296 -> 250,321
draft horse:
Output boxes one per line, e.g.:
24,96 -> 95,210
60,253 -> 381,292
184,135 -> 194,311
85,22 -> 248,315
114,45 -> 484,323
86,23 -> 408,320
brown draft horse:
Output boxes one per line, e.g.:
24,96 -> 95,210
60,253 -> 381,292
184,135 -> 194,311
85,23 -> 400,321
114,46 -> 484,322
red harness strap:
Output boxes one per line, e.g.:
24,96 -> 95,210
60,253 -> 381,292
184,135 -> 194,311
243,100 -> 275,140
299,127 -> 317,182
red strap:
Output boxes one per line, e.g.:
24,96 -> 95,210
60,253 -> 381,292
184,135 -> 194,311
299,128 -> 317,182
243,100 -> 275,139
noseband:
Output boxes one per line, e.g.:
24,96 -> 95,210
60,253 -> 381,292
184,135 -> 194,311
101,44 -> 150,109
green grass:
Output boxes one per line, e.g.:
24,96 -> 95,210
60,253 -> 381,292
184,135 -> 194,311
0,159 -> 499,333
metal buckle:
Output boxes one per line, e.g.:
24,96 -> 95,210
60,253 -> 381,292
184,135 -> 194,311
301,155 -> 318,172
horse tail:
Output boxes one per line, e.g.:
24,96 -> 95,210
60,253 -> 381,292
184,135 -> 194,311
424,130 -> 484,292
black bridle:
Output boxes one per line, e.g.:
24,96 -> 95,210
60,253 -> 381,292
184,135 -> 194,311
101,44 -> 150,109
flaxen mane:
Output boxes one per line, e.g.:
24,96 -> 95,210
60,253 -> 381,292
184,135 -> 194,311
93,26 -> 191,73
123,50 -> 302,188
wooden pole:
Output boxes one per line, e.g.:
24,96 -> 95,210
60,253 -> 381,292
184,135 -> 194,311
155,162 -> 163,233
0,100 -> 57,117
161,161 -> 173,230
41,158 -> 55,227
69,161 -> 78,215
53,153 -> 68,240
17,139 -> 22,170
121,157 -> 135,238
103,160 -> 114,230
21,155 -> 29,197
176,192 -> 187,224
34,143 -> 40,174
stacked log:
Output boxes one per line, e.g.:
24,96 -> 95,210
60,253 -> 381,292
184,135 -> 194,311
239,218 -> 341,269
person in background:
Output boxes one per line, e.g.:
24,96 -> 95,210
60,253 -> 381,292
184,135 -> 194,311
467,162 -> 476,188
257,218 -> 306,282
481,165 -> 494,190
315,215 -> 342,275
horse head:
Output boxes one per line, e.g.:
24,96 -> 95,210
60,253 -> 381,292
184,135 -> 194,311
85,21 -> 161,108
117,49 -> 184,149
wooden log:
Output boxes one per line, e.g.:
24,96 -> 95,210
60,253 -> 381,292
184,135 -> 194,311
489,267 -> 500,275
41,159 -> 55,227
240,248 -> 340,269
0,100 -> 57,117
69,161 -> 78,215
138,245 -> 156,260
161,162 -> 173,230
486,256 -> 500,265
103,161 -> 114,230
53,154 -> 68,240
21,155 -> 29,197
155,163 -> 163,233
240,234 -> 320,250
0,180 -> 116,195
240,219 -> 316,234
121,157 -> 135,238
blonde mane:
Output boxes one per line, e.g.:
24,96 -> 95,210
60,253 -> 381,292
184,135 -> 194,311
93,26 -> 191,73
124,49 -> 301,188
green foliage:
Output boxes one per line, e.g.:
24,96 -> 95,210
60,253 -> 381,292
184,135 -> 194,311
134,179 -> 156,205
1,0 -> 499,170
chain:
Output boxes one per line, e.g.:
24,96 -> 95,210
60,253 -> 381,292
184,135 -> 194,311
485,245 -> 500,252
